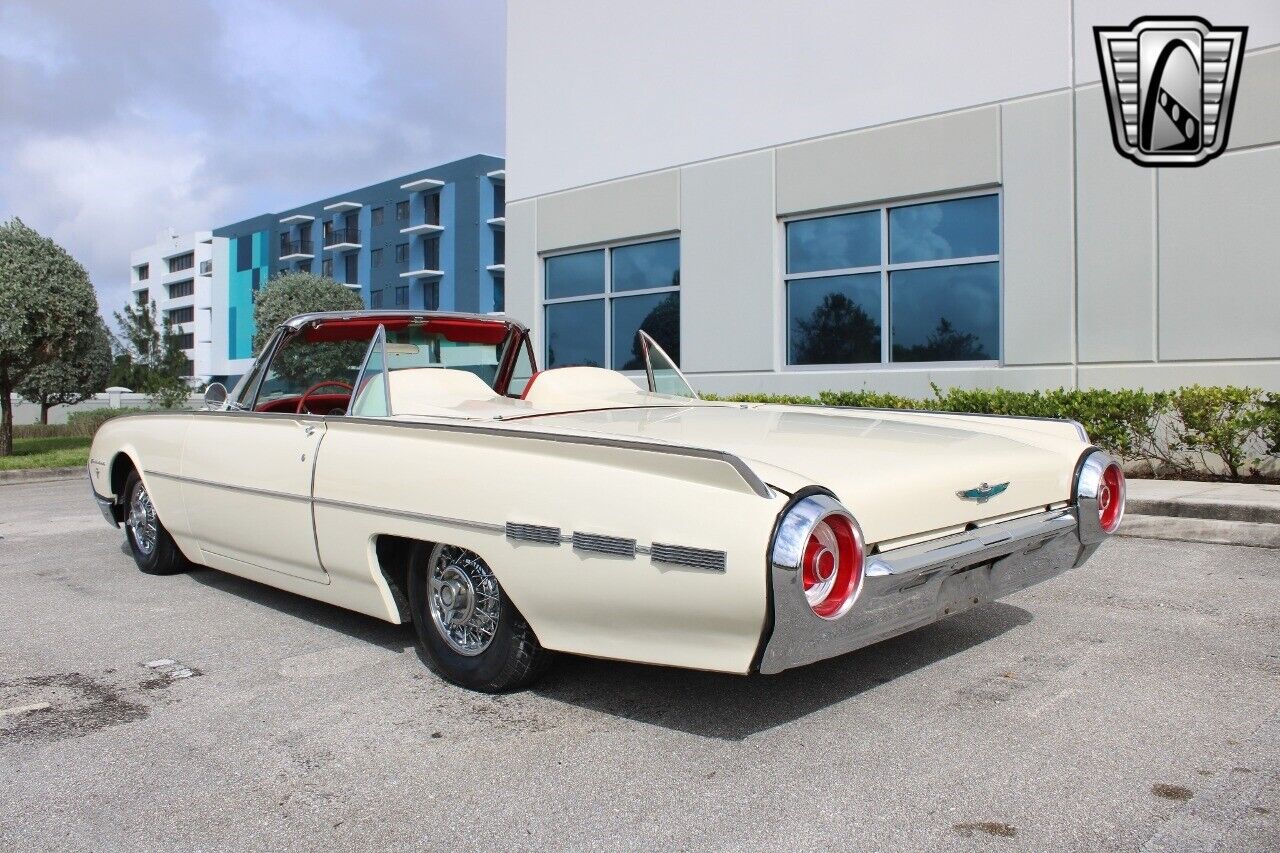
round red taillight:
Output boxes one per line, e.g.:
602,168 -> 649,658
1097,462 -> 1125,533
800,512 -> 864,619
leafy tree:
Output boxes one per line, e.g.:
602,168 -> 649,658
17,318 -> 112,423
0,218 -> 103,455
622,293 -> 680,370
892,317 -> 989,362
112,300 -> 191,406
253,271 -> 365,387
253,271 -> 363,352
791,293 -> 881,365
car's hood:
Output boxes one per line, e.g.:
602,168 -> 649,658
518,404 -> 1085,546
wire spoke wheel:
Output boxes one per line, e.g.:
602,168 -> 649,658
127,482 -> 158,557
428,545 -> 501,656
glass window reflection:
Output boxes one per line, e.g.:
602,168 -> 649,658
545,250 -> 605,299
890,263 -> 999,362
612,239 -> 679,292
545,300 -> 606,368
787,273 -> 881,365
889,195 -> 998,264
787,210 -> 879,274
612,292 -> 680,371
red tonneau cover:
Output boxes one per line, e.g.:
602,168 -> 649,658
301,316 -> 510,345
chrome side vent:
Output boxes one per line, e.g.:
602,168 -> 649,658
506,522 -> 562,545
650,543 -> 728,572
572,532 -> 637,558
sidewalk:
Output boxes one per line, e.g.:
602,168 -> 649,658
1122,479 -> 1280,549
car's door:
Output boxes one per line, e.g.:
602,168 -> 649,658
180,412 -> 328,583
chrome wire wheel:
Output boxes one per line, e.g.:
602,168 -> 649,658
428,545 -> 501,656
127,481 -> 158,557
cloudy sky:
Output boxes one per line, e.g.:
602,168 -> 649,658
0,0 -> 505,317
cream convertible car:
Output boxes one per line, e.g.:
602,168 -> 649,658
90,311 -> 1125,692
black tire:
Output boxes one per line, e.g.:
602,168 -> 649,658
407,542 -> 551,692
122,471 -> 189,576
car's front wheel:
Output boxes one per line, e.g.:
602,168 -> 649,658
123,471 -> 188,575
407,542 -> 551,692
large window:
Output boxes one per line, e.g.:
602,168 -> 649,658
167,306 -> 194,324
543,237 -> 679,370
135,263 -> 149,281
167,279 -> 194,299
784,193 -> 999,366
167,252 -> 194,274
174,332 -> 194,350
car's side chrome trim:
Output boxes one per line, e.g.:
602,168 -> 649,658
505,522 -> 562,545
337,415 -> 775,500
650,543 -> 728,572
180,410 -> 774,500
146,470 -> 505,535
572,532 -> 637,558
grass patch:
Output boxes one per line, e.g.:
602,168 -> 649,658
0,435 -> 92,471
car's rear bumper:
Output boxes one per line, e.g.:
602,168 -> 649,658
757,507 -> 1097,674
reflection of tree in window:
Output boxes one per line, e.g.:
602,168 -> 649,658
622,293 -> 679,370
791,293 -> 880,365
892,317 -> 988,362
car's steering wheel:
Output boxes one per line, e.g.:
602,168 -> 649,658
296,380 -> 354,414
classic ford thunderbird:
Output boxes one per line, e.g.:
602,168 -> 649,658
89,311 -> 1125,692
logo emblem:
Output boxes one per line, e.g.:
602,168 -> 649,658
1094,16 -> 1247,167
956,482 -> 1010,504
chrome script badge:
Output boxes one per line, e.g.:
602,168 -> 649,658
956,482 -> 1009,504
1094,16 -> 1247,167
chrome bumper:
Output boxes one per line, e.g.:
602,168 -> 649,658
757,507 -> 1098,674
90,475 -> 119,527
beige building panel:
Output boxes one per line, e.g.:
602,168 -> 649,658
693,366 -> 1076,399
1075,84 -> 1156,363
536,169 -> 680,252
775,106 -> 1000,216
1228,46 -> 1280,150
1079,361 -> 1280,391
1158,145 -> 1280,361
679,152 -> 777,374
1000,92 -> 1075,366
503,199 -> 539,337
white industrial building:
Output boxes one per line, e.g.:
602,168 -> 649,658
503,1 -> 1280,395
129,230 -> 216,384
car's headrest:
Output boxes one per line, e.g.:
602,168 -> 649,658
388,367 -> 502,410
521,366 -> 651,410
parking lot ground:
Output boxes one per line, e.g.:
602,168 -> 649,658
1,478 -> 1277,852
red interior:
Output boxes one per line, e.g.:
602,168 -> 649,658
257,393 -> 350,414
302,316 -> 510,345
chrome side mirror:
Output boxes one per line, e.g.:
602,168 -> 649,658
203,382 -> 228,411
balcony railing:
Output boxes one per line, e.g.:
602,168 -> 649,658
280,239 -> 315,257
324,228 -> 361,248
198,259 -> 213,275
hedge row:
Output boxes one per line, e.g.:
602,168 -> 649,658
13,407 -> 151,440
706,385 -> 1280,480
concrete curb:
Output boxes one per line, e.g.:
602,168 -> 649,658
0,466 -> 84,485
1117,514 -> 1280,549
1127,497 -> 1280,525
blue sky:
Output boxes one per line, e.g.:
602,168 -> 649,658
0,0 -> 506,315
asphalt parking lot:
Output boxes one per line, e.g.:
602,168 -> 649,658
1,478 -> 1277,852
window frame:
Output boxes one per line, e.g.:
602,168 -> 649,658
541,234 -> 680,373
780,188 -> 1003,371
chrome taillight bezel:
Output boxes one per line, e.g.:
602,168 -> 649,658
1074,449 -> 1126,544
770,494 -> 866,620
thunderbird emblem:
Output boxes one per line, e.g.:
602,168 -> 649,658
956,482 -> 1009,504
1094,17 -> 1247,167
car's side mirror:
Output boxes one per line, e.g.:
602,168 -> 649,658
203,382 -> 228,411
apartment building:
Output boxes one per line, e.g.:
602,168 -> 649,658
504,1 -> 1280,394
128,229 -> 216,384
207,154 -> 505,383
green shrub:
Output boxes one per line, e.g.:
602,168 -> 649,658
65,407 -> 149,437
1164,385 -> 1268,478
